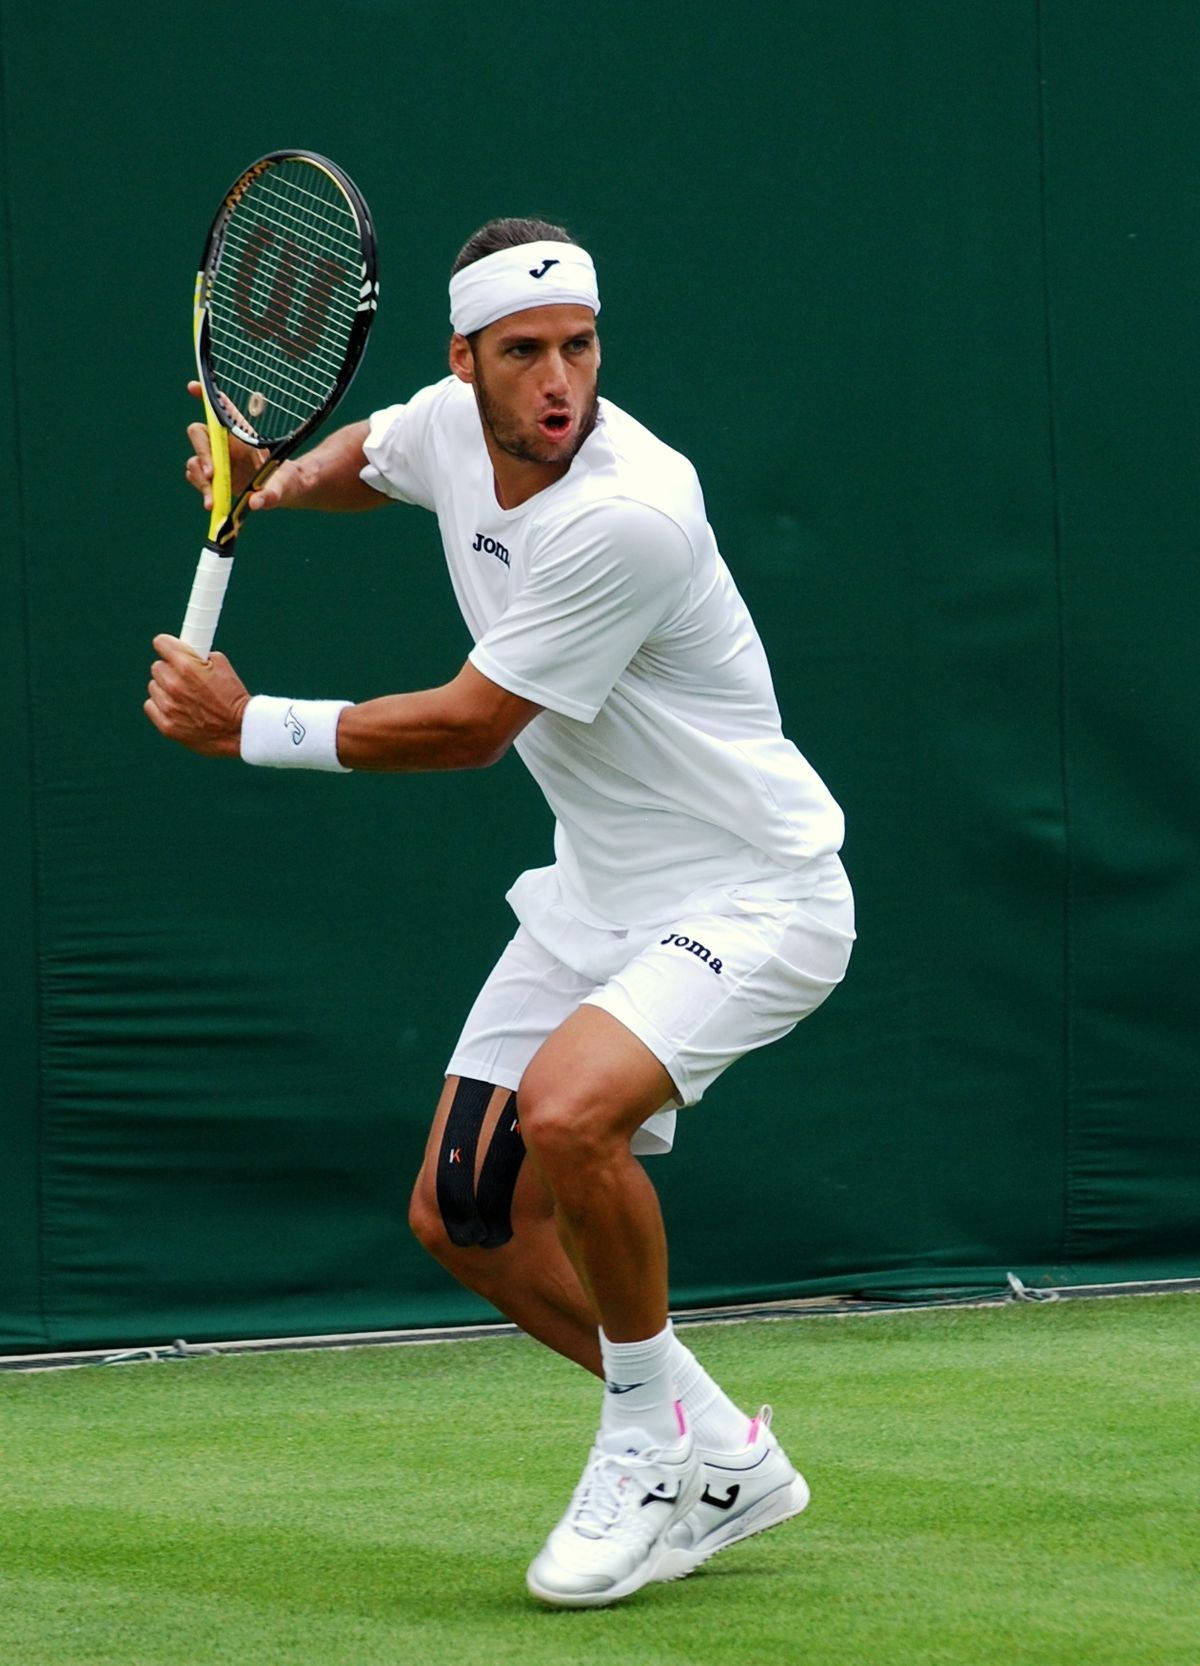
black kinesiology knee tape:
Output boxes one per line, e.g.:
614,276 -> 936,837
435,1078 -> 526,1249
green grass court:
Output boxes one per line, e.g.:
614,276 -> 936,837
2,1295 -> 1197,1666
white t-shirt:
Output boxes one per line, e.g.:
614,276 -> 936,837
361,376 -> 844,970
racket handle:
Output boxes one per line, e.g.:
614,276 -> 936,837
180,543 -> 233,660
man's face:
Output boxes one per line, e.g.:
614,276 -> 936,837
455,304 -> 600,468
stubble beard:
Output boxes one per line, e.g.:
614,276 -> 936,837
474,368 -> 600,467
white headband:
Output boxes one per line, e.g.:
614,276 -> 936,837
449,240 -> 600,335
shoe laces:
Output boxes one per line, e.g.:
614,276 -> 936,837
571,1444 -> 663,1540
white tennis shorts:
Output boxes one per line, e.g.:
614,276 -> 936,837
446,855 -> 855,1154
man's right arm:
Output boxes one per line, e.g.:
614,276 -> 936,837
184,380 -> 388,516
254,419 -> 383,513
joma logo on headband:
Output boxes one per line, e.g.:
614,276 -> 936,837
529,258 -> 561,280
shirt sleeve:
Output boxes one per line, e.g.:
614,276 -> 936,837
468,498 -> 693,721
359,381 -> 446,509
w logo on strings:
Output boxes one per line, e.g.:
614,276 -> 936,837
234,223 -> 347,362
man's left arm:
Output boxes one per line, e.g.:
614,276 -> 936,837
144,634 -> 541,771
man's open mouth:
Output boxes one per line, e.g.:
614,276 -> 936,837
540,411 -> 571,437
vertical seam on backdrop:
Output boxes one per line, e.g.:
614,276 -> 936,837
0,12 -> 51,1345
1034,0 -> 1077,1268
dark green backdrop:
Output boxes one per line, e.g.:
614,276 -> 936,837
2,2 -> 1197,1350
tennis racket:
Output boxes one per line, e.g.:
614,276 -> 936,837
180,150 -> 379,659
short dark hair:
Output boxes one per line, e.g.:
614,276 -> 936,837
451,216 -> 574,277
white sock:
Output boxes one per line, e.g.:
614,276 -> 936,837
598,1323 -> 683,1448
669,1333 -> 754,1452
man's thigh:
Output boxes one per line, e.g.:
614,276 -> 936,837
583,871 -> 856,1109
446,926 -> 593,1095
445,924 -> 680,1154
519,1005 -> 678,1149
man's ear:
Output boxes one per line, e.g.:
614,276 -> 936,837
449,333 -> 475,384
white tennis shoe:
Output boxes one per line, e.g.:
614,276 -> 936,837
526,1425 -> 704,1608
655,1405 -> 810,1580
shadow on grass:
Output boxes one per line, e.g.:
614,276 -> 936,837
8,1500 -> 784,1625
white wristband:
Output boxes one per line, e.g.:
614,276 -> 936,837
239,696 -> 353,772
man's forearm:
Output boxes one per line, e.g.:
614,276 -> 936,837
146,642 -> 541,774
336,667 -> 541,771
335,689 -> 503,771
276,421 -> 385,512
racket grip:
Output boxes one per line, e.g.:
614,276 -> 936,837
180,543 -> 233,660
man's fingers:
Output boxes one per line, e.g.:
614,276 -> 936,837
185,380 -> 277,517
185,463 -> 214,511
145,637 -> 247,757
185,458 -> 214,510
152,632 -> 208,668
247,460 -> 290,512
143,697 -> 170,735
186,407 -> 215,508
187,421 -> 213,466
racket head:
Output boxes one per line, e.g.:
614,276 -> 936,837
194,151 -> 378,457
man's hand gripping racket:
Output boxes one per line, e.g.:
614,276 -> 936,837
179,150 -> 378,659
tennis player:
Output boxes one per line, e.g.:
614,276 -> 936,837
147,217 -> 855,1608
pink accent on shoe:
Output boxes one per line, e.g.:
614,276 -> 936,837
674,1399 -> 687,1437
747,1405 -> 774,1445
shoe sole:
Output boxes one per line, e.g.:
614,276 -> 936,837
653,1472 -> 811,1582
526,1551 -> 666,1609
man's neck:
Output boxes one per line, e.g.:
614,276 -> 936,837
486,436 -> 570,510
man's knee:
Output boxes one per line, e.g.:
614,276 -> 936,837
518,1008 -> 676,1175
408,1169 -> 448,1256
517,1082 -> 610,1176
414,1078 -> 526,1252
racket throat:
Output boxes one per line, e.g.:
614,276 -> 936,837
214,454 -> 280,546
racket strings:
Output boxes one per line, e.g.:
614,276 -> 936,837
205,333 -> 342,435
217,215 -> 362,321
219,193 -> 363,320
204,160 -> 367,442
241,175 -> 364,258
206,326 -> 344,439
207,317 -> 349,393
208,282 -> 358,389
208,263 -> 356,384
